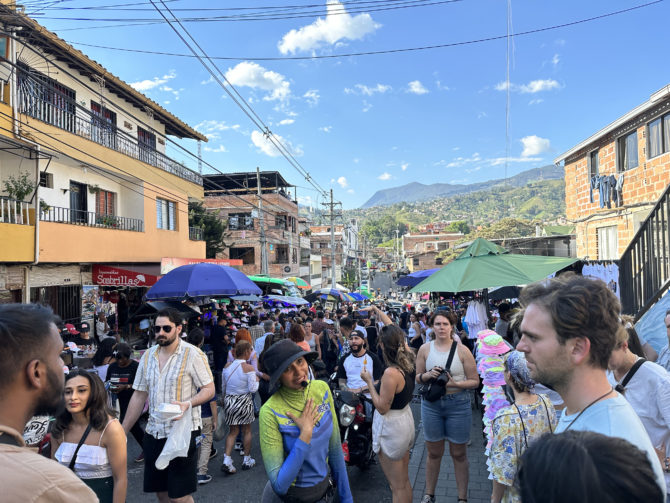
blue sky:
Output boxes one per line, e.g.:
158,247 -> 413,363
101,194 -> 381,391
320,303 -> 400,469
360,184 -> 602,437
31,0 -> 670,209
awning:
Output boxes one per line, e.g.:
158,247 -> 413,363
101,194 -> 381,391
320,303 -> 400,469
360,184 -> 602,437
93,264 -> 159,287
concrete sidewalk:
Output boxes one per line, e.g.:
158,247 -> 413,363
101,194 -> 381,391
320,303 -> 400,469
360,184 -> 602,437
408,405 -> 492,503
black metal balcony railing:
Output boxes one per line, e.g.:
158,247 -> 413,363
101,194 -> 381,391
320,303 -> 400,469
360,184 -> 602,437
189,226 -> 204,241
40,205 -> 144,232
17,77 -> 202,185
620,183 -> 670,318
228,218 -> 254,231
0,197 -> 32,225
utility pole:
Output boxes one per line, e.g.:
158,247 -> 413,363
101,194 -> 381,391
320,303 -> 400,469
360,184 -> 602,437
257,167 -> 269,275
321,189 -> 341,289
395,227 -> 400,268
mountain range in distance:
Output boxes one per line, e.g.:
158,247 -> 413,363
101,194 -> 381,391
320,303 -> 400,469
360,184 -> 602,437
361,165 -> 564,208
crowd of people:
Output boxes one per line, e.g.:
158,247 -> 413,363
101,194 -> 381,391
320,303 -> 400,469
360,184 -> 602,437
1,274 -> 670,502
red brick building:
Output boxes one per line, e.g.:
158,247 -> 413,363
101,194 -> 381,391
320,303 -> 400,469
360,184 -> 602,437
555,84 -> 670,259
203,171 -> 304,278
402,232 -> 464,255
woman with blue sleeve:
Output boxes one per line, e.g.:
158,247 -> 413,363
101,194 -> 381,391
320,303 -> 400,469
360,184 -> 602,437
259,339 -> 353,503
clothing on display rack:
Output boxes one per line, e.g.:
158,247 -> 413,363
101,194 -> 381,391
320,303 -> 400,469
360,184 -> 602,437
465,301 -> 488,340
582,262 -> 620,299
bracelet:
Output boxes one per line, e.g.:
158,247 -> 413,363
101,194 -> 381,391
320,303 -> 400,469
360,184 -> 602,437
664,457 -> 670,473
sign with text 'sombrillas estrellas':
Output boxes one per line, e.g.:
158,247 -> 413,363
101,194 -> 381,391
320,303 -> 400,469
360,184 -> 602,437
92,265 -> 159,287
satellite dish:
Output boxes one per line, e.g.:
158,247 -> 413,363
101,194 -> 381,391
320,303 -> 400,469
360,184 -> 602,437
284,266 -> 291,273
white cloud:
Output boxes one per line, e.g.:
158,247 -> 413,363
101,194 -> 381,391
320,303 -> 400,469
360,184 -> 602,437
225,62 -> 291,101
319,126 -> 332,133
278,119 -> 295,126
278,0 -> 381,54
344,83 -> 391,96
204,145 -> 227,153
401,163 -> 408,171
362,100 -> 372,112
194,120 -> 241,140
441,152 -> 482,169
378,172 -> 392,180
520,135 -> 551,157
159,85 -> 182,100
552,54 -> 560,67
528,98 -> 544,106
353,158 -> 360,164
435,80 -> 449,91
407,80 -> 429,95
303,89 -> 320,106
130,70 -> 176,91
478,111 -> 488,119
297,195 -> 313,206
347,189 -> 355,194
201,76 -> 215,85
337,176 -> 348,188
495,79 -> 561,94
251,130 -> 303,157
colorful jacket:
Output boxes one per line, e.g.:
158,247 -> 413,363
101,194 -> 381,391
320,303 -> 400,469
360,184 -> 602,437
259,379 -> 353,502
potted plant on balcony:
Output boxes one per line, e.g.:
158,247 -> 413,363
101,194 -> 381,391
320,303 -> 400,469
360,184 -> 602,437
3,171 -> 35,223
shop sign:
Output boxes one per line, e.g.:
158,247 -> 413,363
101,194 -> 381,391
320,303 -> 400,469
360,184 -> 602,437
160,257 -> 244,274
93,265 -> 158,287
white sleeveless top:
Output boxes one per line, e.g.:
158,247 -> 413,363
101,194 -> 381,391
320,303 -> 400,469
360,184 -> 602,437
425,340 -> 466,385
55,419 -> 116,479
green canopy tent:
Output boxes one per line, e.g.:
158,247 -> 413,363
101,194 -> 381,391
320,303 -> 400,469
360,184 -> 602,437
410,238 -> 577,294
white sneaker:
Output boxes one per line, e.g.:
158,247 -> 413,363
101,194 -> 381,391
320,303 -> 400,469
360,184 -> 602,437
242,456 -> 256,470
221,455 -> 237,474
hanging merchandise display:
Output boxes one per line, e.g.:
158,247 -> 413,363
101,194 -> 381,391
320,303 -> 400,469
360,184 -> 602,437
582,262 -> 620,299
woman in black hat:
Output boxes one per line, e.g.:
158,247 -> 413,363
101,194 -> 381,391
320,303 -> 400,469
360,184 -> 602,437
259,339 -> 353,503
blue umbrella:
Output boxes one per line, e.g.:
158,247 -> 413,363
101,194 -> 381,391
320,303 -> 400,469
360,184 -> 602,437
146,263 -> 262,300
349,292 -> 365,301
396,268 -> 440,288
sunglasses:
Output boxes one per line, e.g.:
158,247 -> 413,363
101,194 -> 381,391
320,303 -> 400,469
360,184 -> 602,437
153,325 -> 175,334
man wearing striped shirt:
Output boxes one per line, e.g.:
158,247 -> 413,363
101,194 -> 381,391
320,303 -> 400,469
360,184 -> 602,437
122,308 -> 214,503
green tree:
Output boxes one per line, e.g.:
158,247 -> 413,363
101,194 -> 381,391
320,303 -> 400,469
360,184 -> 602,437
188,202 -> 231,259
446,220 -> 470,234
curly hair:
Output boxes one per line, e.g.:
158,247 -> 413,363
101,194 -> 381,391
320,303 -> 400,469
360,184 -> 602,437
52,369 -> 115,439
379,325 -> 415,375
519,274 -> 621,370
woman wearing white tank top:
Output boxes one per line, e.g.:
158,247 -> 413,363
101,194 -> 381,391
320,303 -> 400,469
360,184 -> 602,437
415,311 -> 479,503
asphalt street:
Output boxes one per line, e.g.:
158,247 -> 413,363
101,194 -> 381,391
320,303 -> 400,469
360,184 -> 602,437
370,271 -> 394,297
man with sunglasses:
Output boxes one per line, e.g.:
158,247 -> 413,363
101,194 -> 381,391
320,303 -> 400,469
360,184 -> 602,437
122,308 -> 214,503
607,325 -> 670,497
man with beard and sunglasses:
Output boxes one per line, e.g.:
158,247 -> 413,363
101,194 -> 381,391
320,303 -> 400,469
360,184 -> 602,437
122,308 -> 214,503
336,329 -> 383,396
0,303 -> 97,502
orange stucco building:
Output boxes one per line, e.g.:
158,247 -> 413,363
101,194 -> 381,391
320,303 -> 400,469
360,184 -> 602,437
0,5 -> 206,322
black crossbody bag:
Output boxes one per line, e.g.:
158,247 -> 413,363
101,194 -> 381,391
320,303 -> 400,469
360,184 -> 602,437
68,423 -> 93,472
419,342 -> 458,402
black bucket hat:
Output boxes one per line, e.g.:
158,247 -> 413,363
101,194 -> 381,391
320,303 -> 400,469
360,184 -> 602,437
264,339 -> 318,393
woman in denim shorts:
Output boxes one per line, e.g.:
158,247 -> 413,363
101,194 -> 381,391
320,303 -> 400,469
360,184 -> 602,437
415,311 -> 479,503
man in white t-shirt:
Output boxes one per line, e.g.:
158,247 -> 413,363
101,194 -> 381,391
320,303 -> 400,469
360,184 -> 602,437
336,330 -> 383,395
517,275 -> 667,499
608,326 -> 670,495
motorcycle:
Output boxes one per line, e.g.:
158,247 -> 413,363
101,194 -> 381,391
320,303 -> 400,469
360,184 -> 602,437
329,374 -> 375,469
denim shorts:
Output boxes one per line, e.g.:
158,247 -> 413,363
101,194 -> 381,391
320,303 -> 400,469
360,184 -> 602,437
421,390 -> 471,444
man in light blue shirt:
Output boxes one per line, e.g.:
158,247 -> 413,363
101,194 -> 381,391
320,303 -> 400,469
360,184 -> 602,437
517,275 -> 667,499
654,310 -> 670,372
255,320 -> 275,356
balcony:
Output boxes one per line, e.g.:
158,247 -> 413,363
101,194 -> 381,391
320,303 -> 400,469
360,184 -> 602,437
40,205 -> 143,232
189,226 -> 204,241
17,73 -> 202,185
0,197 -> 33,225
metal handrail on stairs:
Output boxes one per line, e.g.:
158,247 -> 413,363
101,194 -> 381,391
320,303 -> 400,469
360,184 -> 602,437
619,183 -> 670,319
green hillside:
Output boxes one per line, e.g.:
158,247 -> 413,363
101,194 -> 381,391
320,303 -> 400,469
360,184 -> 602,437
345,179 -> 566,246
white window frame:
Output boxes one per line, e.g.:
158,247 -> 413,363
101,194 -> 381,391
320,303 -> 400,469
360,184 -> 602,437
156,197 -> 176,230
597,225 -> 618,260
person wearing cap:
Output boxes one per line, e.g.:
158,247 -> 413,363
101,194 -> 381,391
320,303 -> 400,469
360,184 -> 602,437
69,322 -> 97,349
489,351 -> 556,503
259,340 -> 353,503
336,329 -> 382,396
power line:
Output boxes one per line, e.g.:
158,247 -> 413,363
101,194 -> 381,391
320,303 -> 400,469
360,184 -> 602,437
147,0 -> 333,201
58,0 -> 665,60
30,0 -> 461,22
0,28 -> 302,220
